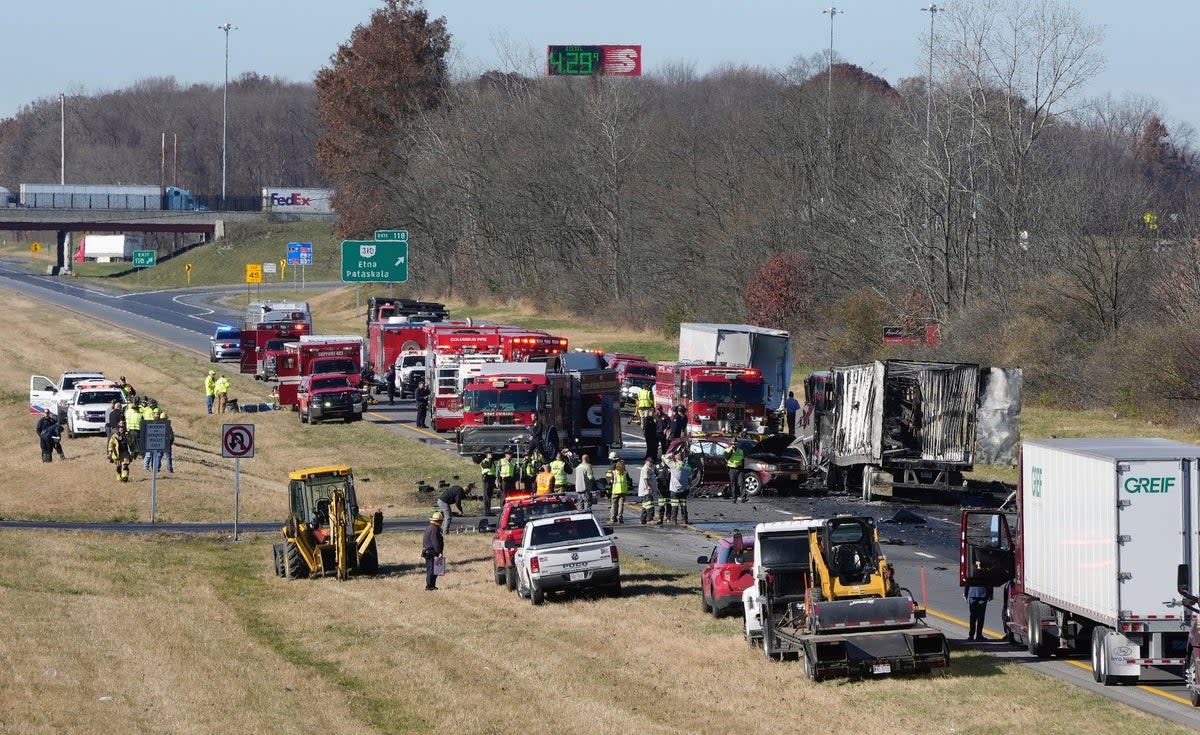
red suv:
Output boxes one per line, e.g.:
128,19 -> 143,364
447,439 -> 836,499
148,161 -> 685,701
697,532 -> 755,617
491,494 -> 578,591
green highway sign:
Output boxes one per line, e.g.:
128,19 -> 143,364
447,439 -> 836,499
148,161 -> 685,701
132,250 -> 157,268
374,229 -> 408,242
341,240 -> 409,283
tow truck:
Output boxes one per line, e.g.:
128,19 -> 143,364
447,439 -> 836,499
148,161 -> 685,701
655,361 -> 768,437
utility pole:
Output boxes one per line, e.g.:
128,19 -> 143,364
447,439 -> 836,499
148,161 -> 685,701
920,5 -> 941,152
822,6 -> 843,137
58,93 -> 65,185
218,22 -> 236,210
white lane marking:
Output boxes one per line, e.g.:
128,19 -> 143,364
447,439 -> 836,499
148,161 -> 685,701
774,509 -> 794,515
915,551 -> 936,559
931,517 -> 957,526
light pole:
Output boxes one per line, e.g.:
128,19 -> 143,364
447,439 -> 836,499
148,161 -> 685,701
218,22 -> 236,210
920,5 -> 942,150
822,6 -> 843,136
58,93 -> 65,185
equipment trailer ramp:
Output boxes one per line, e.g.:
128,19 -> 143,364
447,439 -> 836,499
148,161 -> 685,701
764,597 -> 949,680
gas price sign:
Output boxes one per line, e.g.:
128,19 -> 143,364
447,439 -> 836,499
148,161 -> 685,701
546,45 -> 642,77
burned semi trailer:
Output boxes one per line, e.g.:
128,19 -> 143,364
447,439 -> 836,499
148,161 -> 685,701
807,360 -> 1021,501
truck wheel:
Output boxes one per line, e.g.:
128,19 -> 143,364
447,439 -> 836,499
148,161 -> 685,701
358,540 -> 379,574
1186,650 -> 1200,706
762,629 -> 781,661
803,651 -> 822,682
283,542 -> 305,580
1091,626 -> 1107,683
862,465 -> 876,502
608,580 -> 622,598
493,562 -> 506,585
531,583 -> 545,605
506,565 -> 518,592
299,410 -> 308,424
1026,601 -> 1055,658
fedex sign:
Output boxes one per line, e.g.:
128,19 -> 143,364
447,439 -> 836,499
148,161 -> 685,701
262,187 -> 333,214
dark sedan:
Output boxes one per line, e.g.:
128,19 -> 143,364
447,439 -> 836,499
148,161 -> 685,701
667,434 -> 809,497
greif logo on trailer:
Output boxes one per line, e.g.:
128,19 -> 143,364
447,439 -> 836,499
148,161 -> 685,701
1030,466 -> 1043,498
1122,476 -> 1176,494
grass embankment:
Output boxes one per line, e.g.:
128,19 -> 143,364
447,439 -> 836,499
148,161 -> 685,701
1,530 -> 1188,735
0,288 -> 473,523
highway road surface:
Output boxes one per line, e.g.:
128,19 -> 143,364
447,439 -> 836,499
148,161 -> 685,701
1,260 -> 1196,728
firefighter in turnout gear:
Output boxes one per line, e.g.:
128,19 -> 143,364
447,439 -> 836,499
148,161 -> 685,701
637,457 -> 658,525
124,399 -> 143,459
666,452 -> 691,525
479,452 -> 496,516
108,426 -> 133,482
498,450 -> 516,500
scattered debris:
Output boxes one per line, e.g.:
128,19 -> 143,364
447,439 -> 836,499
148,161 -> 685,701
880,509 -> 926,525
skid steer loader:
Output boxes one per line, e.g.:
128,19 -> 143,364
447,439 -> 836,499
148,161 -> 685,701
272,466 -> 383,581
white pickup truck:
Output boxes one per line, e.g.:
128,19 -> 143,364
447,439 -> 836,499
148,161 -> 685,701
30,371 -> 107,419
511,512 -> 621,605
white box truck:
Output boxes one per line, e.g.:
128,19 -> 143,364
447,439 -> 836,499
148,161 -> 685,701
961,438 -> 1194,686
81,234 -> 144,261
677,323 -> 792,413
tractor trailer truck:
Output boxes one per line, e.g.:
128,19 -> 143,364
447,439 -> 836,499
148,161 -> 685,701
962,438 -> 1195,687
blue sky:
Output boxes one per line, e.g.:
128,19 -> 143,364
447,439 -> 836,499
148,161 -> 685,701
6,1 -> 1198,138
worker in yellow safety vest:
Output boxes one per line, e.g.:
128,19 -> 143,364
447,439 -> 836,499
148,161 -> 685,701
549,452 -> 570,493
479,452 -> 496,516
124,399 -> 143,459
607,459 -> 630,524
727,444 -> 746,503
535,464 -> 555,495
636,386 -> 654,423
498,451 -> 516,500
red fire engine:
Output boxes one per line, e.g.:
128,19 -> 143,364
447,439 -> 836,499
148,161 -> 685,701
364,297 -> 449,375
654,361 -> 768,437
239,301 -> 312,379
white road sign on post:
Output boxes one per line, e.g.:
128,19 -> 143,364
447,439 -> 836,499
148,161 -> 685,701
222,423 -> 255,540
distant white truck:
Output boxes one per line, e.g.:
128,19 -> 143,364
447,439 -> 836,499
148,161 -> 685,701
511,512 -> 621,605
678,323 -> 792,413
81,234 -> 144,262
30,370 -> 107,419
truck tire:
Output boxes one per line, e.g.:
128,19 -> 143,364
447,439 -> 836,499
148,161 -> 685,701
506,565 -> 518,592
803,650 -> 822,682
862,465 -> 876,502
762,628 -> 780,661
493,562 -> 506,585
531,582 -> 545,606
1186,650 -> 1200,707
299,410 -> 308,424
608,580 -> 622,598
1091,626 -> 1105,683
1026,601 -> 1055,658
283,542 -> 305,580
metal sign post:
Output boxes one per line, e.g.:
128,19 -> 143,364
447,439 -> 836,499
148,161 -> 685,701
141,419 -> 170,522
221,423 -> 255,540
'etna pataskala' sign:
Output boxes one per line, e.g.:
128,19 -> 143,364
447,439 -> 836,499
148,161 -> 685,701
341,240 -> 409,283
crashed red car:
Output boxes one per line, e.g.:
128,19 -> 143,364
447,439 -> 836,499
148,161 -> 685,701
698,532 -> 755,617
667,434 -> 808,497
490,493 -> 578,591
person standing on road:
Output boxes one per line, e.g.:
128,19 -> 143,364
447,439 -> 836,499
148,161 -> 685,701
965,584 -> 993,641
384,364 -> 397,405
666,451 -> 691,525
607,459 -> 630,525
642,408 -> 659,462
535,464 -> 555,495
670,405 -> 686,441
784,391 -> 801,437
422,510 -> 445,591
437,483 -> 466,532
574,453 -> 594,510
637,457 -> 659,525
108,425 -> 133,482
550,451 -> 571,494
414,379 -> 431,428
498,450 -> 516,501
214,374 -> 231,414
635,385 -> 654,426
479,452 -> 496,516
726,443 -> 746,502
655,406 -> 671,458
204,370 -> 217,414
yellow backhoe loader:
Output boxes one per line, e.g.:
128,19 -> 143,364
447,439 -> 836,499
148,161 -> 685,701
272,466 -> 382,581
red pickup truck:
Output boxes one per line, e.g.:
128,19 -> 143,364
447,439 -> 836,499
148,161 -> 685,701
297,374 -> 366,425
490,494 -> 577,591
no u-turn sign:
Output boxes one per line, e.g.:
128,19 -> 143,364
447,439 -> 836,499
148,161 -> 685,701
222,424 -> 255,458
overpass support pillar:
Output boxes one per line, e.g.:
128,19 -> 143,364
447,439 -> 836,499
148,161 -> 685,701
49,229 -> 71,276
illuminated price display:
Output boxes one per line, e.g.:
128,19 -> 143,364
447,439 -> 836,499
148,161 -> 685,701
546,45 -> 642,77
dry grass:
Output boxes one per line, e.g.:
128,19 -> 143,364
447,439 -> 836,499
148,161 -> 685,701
0,288 -> 474,523
0,530 -> 1188,735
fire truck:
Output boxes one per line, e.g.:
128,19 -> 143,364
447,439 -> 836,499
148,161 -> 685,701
423,325 -> 569,432
239,301 -> 312,379
456,356 -> 623,460
276,336 -> 364,408
364,297 -> 449,376
655,361 -> 768,437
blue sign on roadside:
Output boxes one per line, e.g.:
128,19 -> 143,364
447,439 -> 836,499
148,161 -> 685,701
287,242 -> 313,266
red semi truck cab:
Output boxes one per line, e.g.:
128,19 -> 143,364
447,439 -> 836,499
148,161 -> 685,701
276,338 -> 363,408
655,362 -> 767,437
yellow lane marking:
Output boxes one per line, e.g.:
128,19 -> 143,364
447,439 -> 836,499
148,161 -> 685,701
365,410 -> 451,442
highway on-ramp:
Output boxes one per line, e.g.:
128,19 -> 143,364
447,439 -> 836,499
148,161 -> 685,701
1,263 -> 1195,728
